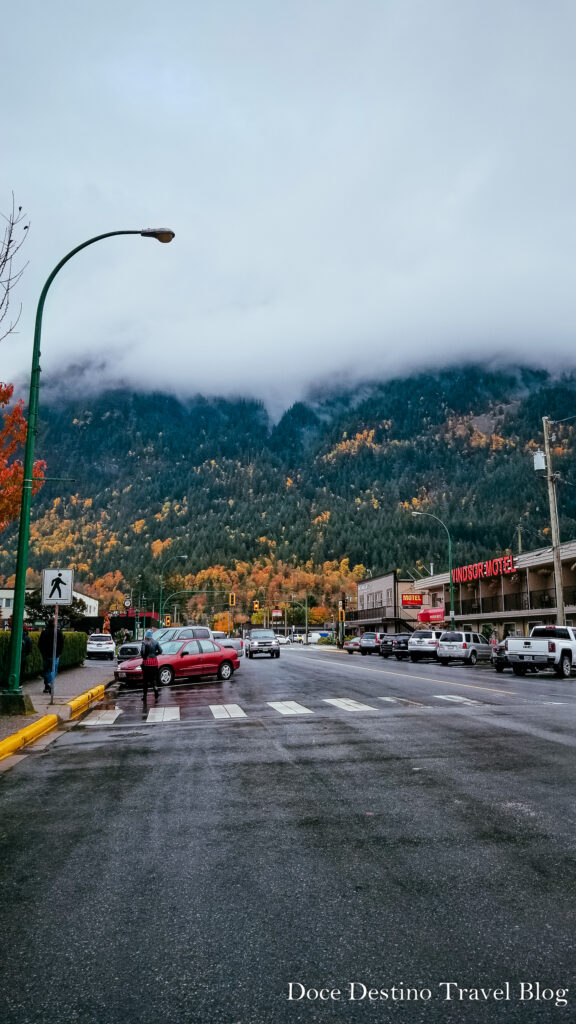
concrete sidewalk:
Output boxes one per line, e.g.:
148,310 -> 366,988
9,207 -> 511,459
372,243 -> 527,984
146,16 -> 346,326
0,663 -> 115,743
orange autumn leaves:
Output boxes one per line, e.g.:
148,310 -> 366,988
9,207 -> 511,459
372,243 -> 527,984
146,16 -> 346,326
0,383 -> 45,530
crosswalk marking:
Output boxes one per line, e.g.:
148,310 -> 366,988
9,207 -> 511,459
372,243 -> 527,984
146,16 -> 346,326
146,706 -> 181,723
209,704 -> 247,719
84,708 -> 123,726
434,695 -> 481,706
267,701 -> 314,715
323,698 -> 379,711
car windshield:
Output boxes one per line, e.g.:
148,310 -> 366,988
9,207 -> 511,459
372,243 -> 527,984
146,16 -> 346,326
412,631 -> 433,639
250,630 -> 275,638
440,632 -> 462,642
90,635 -> 111,642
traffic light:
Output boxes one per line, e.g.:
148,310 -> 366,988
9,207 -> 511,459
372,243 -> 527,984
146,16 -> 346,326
229,593 -> 236,607
338,607 -> 345,623
164,615 -> 171,627
253,600 -> 260,611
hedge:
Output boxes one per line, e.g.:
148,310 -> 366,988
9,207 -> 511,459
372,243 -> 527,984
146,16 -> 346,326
0,631 -> 87,686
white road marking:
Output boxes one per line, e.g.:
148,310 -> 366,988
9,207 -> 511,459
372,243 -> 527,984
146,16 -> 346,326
323,698 -> 379,711
267,701 -> 314,715
209,704 -> 247,719
434,695 -> 481,705
84,708 -> 123,726
378,696 -> 399,703
146,707 -> 181,723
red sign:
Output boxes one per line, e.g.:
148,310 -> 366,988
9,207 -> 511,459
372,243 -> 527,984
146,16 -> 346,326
402,593 -> 423,606
272,609 -> 282,618
418,608 -> 445,622
452,554 -> 515,584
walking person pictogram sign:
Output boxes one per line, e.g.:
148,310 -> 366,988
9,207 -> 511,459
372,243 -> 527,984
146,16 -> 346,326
42,568 -> 74,605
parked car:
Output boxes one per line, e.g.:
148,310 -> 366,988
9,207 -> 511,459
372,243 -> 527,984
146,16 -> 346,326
153,625 -> 213,643
245,629 -> 281,658
437,630 -> 493,665
291,634 -> 304,643
408,629 -> 444,662
379,634 -> 401,658
86,633 -> 116,660
504,625 -> 576,677
391,634 -> 412,659
275,634 -> 292,645
115,638 -> 240,686
343,636 -> 362,655
217,636 -> 244,656
359,631 -> 387,655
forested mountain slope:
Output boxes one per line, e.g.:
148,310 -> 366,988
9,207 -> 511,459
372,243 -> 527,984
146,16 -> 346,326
2,365 -> 576,607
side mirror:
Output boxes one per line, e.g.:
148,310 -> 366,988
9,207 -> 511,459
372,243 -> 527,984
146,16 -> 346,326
180,650 -> 188,657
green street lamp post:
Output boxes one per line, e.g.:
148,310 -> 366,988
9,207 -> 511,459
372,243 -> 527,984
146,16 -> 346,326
159,555 -> 187,625
3,228 -> 175,711
412,510 -> 455,629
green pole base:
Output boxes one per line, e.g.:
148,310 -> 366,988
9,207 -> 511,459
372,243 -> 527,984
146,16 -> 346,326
0,692 -> 36,716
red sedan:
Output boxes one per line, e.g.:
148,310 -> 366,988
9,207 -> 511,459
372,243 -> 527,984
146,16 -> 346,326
114,639 -> 240,687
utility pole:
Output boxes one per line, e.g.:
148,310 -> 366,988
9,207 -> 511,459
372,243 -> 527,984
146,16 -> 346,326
542,416 -> 565,623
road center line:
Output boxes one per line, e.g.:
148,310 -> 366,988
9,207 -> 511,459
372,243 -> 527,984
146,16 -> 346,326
296,654 -> 516,695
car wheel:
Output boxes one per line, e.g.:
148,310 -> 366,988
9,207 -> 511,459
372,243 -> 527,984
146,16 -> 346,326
512,664 -> 527,676
394,654 -> 403,660
439,658 -> 449,665
346,650 -> 354,655
469,651 -> 478,666
159,666 -> 174,686
495,664 -> 505,673
360,650 -> 367,656
555,653 -> 572,679
409,655 -> 419,663
218,661 -> 233,680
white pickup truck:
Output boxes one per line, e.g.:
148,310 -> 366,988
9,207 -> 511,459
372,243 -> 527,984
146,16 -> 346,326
505,626 -> 576,678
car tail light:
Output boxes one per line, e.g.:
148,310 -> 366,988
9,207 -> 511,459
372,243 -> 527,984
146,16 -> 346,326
462,642 -> 467,649
548,641 -> 556,652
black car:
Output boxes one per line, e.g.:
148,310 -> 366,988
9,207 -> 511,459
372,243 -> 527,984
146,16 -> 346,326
391,634 -> 412,660
379,634 -> 399,658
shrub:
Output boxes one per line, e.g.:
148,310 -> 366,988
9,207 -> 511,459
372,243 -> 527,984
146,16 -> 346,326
0,630 -> 87,685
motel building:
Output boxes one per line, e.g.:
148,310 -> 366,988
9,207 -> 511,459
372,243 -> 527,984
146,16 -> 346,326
345,571 -> 423,633
412,540 -> 576,638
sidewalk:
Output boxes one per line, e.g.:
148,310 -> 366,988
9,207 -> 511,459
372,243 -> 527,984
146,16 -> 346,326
0,663 -> 115,743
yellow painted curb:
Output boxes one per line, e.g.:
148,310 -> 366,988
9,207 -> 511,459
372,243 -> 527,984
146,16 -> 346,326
0,715 -> 59,761
67,684 -> 107,717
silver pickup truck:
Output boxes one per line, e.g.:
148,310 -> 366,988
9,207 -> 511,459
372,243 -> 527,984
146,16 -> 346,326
505,626 -> 576,677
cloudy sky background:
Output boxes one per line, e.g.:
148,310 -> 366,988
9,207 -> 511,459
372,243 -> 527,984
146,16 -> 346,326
2,0 -> 576,411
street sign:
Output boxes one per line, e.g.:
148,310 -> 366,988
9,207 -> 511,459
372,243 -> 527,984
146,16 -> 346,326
42,568 -> 74,605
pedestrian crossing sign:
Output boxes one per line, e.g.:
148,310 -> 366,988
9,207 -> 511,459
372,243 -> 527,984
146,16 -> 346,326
42,568 -> 74,605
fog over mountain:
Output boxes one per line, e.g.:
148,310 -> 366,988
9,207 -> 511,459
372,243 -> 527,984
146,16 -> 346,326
3,1 -> 576,412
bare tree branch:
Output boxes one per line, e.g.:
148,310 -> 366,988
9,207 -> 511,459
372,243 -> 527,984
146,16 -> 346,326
0,194 -> 30,343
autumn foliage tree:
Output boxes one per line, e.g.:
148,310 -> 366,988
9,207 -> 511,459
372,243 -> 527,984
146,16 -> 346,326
0,198 -> 44,529
0,382 -> 45,530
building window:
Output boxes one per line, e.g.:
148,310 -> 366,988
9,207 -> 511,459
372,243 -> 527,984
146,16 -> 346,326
386,588 -> 392,603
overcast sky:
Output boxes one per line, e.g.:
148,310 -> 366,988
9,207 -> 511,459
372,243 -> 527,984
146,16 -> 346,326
2,1 -> 576,412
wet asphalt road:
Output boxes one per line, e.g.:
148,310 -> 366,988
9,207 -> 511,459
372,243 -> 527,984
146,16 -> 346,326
1,647 -> 575,1024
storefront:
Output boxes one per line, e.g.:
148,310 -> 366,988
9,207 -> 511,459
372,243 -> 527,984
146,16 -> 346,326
345,572 -> 420,633
412,541 -> 576,638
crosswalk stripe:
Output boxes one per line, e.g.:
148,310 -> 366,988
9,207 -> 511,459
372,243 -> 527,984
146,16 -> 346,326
323,698 -> 379,711
146,706 -> 181,723
84,708 -> 123,725
267,701 -> 314,715
434,695 -> 480,705
209,704 -> 247,719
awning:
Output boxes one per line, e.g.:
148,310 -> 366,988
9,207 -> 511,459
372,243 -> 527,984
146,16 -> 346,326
417,608 -> 446,623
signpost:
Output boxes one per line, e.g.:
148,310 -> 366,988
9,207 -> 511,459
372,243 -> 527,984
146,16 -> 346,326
41,568 -> 73,703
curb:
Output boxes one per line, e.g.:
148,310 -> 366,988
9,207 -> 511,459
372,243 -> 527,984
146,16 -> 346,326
0,682 -> 110,761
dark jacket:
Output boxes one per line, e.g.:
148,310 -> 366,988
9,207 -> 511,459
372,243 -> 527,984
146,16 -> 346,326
38,626 -> 64,659
141,638 -> 162,661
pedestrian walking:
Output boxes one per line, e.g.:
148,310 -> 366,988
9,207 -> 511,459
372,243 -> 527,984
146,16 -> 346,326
141,629 -> 162,704
38,619 -> 64,693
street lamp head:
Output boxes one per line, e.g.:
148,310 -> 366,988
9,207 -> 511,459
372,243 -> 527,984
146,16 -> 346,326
140,228 -> 175,243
